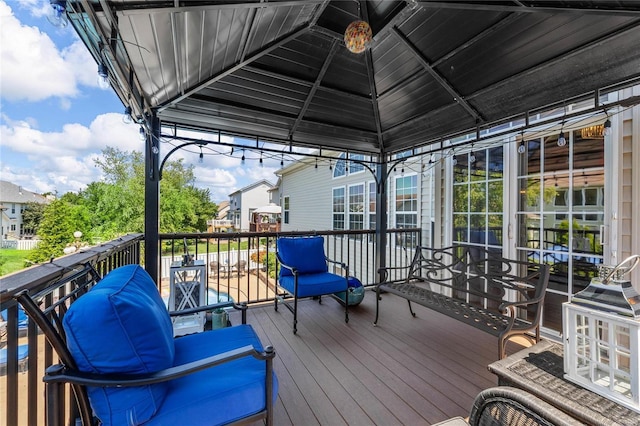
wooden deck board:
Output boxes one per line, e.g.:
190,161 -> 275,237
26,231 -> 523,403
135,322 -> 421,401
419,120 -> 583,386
237,288 -> 527,425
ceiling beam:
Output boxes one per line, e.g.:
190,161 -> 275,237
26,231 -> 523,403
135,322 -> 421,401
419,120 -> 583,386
115,1 -> 326,16
360,0 -> 384,149
414,1 -> 640,17
157,24 -> 310,112
391,27 -> 482,122
290,39 -> 340,139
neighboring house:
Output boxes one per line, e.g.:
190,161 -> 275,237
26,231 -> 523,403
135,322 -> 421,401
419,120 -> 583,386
275,86 -> 640,340
276,151 -> 430,242
0,181 -> 51,240
206,200 -> 232,232
227,180 -> 275,232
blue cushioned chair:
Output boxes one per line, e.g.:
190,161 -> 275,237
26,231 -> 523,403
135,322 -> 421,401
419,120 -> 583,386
276,236 -> 349,333
16,264 -> 277,426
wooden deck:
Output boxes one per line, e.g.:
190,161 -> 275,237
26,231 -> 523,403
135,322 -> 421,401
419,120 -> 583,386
237,288 -> 529,426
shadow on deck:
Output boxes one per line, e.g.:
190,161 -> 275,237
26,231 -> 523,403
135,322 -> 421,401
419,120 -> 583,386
238,289 -> 528,426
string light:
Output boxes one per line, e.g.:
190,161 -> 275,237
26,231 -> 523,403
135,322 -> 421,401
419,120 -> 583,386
557,131 -> 567,147
603,117 -> 612,136
518,132 -> 526,154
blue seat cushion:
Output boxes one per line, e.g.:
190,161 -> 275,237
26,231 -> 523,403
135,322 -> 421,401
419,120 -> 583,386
63,264 -> 175,425
279,272 -> 347,298
147,324 -> 279,425
278,236 -> 328,277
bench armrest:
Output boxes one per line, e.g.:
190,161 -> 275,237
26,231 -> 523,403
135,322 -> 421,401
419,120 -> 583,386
498,293 -> 545,314
43,344 -> 275,387
377,264 -> 412,283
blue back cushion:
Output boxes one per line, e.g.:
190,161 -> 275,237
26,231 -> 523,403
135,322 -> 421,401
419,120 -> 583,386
63,265 -> 175,425
278,236 -> 328,277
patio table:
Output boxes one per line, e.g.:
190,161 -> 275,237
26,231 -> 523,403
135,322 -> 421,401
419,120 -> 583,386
488,340 -> 639,426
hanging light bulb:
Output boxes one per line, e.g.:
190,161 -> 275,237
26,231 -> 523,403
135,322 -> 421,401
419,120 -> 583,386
259,152 -> 264,167
518,143 -> 526,154
97,63 -> 110,90
47,0 -> 68,28
315,158 -> 318,169
557,132 -> 567,147
400,166 -> 405,176
603,118 -> 612,136
241,149 -> 245,165
280,154 -> 284,167
469,151 -> 476,164
122,106 -> 133,124
329,160 -> 332,171
199,148 -> 204,164
139,126 -> 146,141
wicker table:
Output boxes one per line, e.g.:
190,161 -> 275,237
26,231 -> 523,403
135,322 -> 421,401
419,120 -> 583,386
488,340 -> 640,426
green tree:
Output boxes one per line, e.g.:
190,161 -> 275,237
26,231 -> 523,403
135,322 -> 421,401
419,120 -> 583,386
28,196 -> 92,263
21,202 -> 46,236
87,147 -> 216,235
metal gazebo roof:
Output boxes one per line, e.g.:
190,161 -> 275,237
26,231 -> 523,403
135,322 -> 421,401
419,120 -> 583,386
63,0 -> 640,157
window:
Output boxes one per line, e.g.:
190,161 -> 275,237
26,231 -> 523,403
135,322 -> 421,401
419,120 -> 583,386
348,184 -> 364,231
283,196 -> 290,224
11,204 -> 15,214
332,188 -> 345,230
516,129 -> 605,333
333,153 -> 347,178
453,147 -> 503,247
349,153 -> 365,175
395,175 -> 418,247
368,181 -> 376,230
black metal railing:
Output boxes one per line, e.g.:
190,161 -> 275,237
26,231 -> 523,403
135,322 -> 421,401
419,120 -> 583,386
0,229 -> 420,426
158,228 -> 422,305
0,234 -> 143,426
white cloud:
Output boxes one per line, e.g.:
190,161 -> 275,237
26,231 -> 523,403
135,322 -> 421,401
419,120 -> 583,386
0,112 -> 144,194
0,1 -> 96,102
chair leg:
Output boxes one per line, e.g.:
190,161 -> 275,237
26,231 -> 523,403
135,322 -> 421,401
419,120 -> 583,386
293,295 -> 298,334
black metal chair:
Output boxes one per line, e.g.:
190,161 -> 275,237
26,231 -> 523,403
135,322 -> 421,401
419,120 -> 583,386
16,263 -> 277,426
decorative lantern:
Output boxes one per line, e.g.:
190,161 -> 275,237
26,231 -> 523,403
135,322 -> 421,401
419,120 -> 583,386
563,255 -> 640,413
344,20 -> 372,54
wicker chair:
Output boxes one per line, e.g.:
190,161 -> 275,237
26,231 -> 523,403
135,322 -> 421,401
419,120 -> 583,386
434,387 -> 583,426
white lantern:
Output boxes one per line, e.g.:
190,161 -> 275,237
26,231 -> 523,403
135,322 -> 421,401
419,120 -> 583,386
563,255 -> 640,413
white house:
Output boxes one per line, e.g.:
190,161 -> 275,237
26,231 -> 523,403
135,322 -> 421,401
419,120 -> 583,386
0,181 -> 51,241
228,180 -> 275,231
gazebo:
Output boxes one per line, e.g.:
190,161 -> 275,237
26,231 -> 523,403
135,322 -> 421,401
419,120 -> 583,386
51,0 -> 640,281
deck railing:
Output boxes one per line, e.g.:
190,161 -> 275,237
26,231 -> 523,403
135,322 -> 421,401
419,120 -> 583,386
0,229 -> 420,426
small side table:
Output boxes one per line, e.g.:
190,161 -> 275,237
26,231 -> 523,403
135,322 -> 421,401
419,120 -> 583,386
169,260 -> 206,336
488,340 -> 640,426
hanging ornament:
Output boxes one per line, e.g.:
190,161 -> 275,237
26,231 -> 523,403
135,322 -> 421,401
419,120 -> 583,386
344,20 -> 372,54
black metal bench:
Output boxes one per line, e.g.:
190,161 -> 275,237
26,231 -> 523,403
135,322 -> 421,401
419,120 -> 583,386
374,245 -> 550,359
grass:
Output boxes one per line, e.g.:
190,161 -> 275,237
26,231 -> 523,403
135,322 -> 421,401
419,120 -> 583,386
0,249 -> 35,276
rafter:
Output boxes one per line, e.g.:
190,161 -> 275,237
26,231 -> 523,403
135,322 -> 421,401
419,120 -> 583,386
392,27 -> 482,122
157,25 -> 310,112
290,39 -> 340,139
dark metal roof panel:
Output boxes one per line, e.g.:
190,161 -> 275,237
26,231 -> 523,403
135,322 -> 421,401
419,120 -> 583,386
68,0 -> 640,157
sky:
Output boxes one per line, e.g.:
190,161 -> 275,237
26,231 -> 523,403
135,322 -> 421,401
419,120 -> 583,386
0,0 -> 281,203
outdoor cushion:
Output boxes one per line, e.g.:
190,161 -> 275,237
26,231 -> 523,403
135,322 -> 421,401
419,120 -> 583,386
278,236 -> 328,277
148,324 -> 279,425
279,272 -> 346,298
63,264 -> 174,425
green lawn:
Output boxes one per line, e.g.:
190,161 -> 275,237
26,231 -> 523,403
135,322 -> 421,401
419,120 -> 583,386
0,249 -> 34,276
